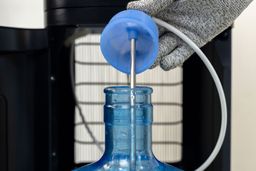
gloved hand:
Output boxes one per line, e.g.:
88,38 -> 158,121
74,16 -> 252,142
128,0 -> 253,70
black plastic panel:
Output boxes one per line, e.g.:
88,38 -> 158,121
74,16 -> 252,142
46,0 -> 131,10
47,27 -> 76,171
182,28 -> 231,171
46,7 -> 126,26
0,27 -> 49,171
45,0 -> 132,26
0,96 -> 7,171
0,27 -> 47,52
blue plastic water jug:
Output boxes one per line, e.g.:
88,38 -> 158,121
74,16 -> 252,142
74,86 -> 182,171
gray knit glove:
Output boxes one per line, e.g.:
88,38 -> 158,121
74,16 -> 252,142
128,0 -> 253,70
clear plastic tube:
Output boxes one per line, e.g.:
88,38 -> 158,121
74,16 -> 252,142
153,17 -> 228,171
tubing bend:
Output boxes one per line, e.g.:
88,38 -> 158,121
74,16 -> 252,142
152,17 -> 227,171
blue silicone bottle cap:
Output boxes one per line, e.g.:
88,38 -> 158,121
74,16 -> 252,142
100,10 -> 159,74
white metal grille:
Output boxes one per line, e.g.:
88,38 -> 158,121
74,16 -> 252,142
74,33 -> 183,163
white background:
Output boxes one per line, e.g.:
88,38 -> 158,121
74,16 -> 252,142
0,0 -> 256,170
0,0 -> 44,28
232,1 -> 256,170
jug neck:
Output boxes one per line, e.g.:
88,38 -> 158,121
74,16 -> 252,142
104,86 -> 153,157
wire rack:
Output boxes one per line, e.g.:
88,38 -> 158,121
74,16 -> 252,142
74,33 -> 183,164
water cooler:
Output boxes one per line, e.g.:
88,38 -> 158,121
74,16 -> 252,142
0,0 -> 231,171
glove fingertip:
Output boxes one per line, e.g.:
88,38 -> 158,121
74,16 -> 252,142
160,44 -> 195,71
149,62 -> 158,69
149,56 -> 161,69
127,1 -> 138,9
160,59 -> 178,71
127,1 -> 146,12
127,1 -> 157,16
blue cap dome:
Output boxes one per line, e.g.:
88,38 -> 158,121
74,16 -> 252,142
100,10 -> 159,74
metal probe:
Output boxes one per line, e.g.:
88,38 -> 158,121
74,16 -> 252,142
130,38 -> 136,171
130,39 -> 136,88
